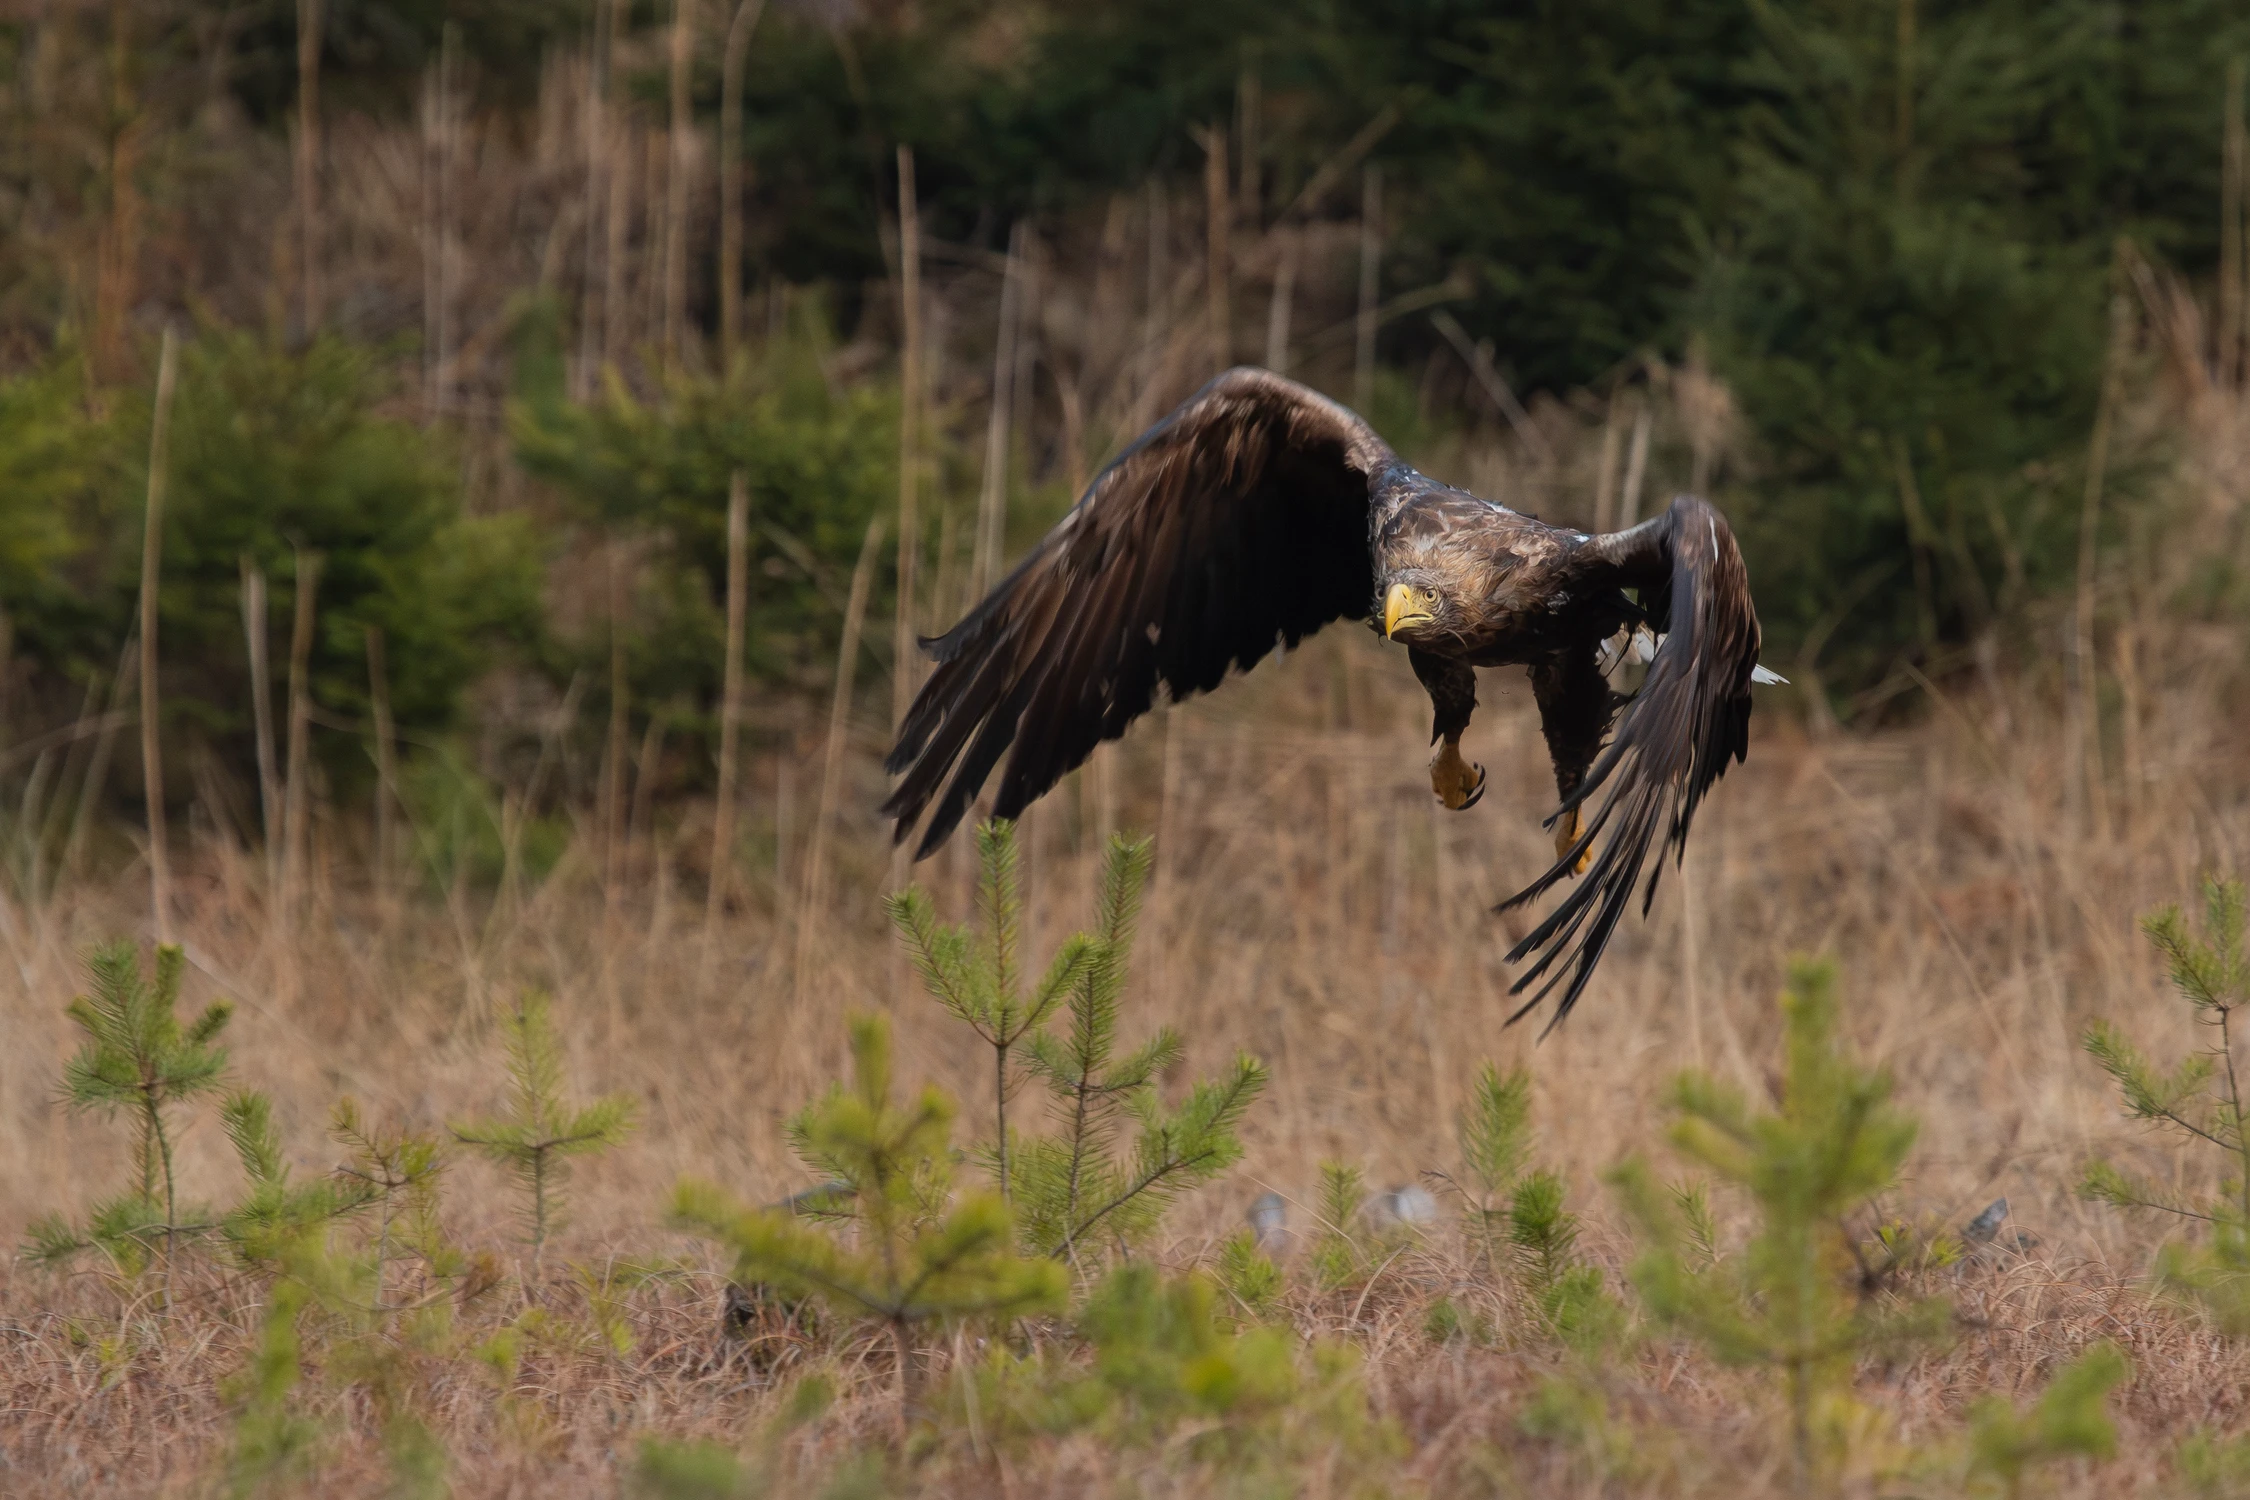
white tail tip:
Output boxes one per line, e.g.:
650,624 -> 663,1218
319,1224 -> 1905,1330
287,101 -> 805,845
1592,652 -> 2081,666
1751,663 -> 1788,686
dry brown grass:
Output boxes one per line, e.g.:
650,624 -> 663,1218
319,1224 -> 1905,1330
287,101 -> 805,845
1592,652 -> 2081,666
3,611 -> 2249,1496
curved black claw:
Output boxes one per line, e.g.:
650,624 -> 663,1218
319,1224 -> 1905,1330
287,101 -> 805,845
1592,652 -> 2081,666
1456,763 -> 1486,810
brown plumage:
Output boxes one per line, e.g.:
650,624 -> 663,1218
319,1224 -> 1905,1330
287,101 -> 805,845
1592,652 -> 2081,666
883,368 -> 1769,1026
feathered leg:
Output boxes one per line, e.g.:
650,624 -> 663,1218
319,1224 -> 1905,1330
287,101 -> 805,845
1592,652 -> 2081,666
1530,645 -> 1619,874
1409,647 -> 1484,810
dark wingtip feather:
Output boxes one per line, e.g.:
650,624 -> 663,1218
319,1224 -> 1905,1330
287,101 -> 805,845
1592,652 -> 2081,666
1496,492 -> 1761,1031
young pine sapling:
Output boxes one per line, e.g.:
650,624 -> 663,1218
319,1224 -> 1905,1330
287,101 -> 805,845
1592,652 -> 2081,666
1430,1062 -> 1618,1351
452,991 -> 638,1263
886,818 -> 1091,1198
670,1015 -> 1066,1418
1007,832 -> 1267,1259
27,942 -> 234,1272
330,1096 -> 476,1313
1610,959 -> 1950,1492
220,1089 -> 368,1271
2080,876 -> 2250,1332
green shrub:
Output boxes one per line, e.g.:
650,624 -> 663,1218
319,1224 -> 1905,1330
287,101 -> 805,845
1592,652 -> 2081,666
887,819 -> 1092,1199
0,353 -> 113,669
1306,1159 -> 1374,1292
1214,1230 -> 1286,1324
150,330 -> 543,771
1611,959 -> 1949,1489
967,1261 -> 1400,1477
512,301 -> 895,732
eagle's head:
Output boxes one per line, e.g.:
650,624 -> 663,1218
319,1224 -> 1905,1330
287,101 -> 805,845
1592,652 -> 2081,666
1380,570 -> 1462,643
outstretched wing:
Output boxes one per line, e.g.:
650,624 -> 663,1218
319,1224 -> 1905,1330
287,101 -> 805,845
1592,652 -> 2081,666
1498,493 -> 1763,1030
884,368 -> 1395,857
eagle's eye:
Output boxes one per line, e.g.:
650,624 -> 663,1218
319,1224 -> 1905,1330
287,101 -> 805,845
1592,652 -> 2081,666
1420,586 -> 1439,605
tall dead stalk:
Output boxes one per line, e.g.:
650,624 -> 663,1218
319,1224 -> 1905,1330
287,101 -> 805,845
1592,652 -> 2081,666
796,515 -> 885,1005
575,0 -> 612,401
295,0 -> 324,335
279,548 -> 323,933
365,625 -> 397,906
240,558 -> 281,890
1201,125 -> 1230,371
718,0 -> 769,370
975,224 -> 1024,599
2223,59 -> 2246,390
1593,389 -> 1624,534
1264,227 -> 1297,375
604,542 -> 631,906
708,471 -> 750,926
1355,164 -> 1381,411
1619,394 -> 1653,528
892,145 -> 923,736
422,27 -> 458,417
138,328 -> 179,943
663,0 -> 694,371
2071,250 -> 2130,841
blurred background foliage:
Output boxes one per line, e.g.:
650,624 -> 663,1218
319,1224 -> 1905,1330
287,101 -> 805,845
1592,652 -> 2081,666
0,0 -> 2244,830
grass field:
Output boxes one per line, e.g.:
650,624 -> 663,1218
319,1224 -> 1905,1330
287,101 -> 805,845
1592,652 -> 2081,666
2,610 -> 2247,1498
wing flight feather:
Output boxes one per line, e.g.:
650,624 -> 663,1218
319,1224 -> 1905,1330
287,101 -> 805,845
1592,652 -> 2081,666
884,368 -> 1392,857
1498,493 -> 1763,1029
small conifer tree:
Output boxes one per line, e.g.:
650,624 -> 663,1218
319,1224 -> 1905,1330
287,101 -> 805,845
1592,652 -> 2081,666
887,819 -> 1092,1197
893,826 -> 1266,1260
1213,1230 -> 1286,1323
1452,1062 -> 1532,1269
219,1090 -> 368,1270
329,1097 -> 466,1311
670,1014 -> 1067,1416
2080,876 -> 2250,1332
1611,959 -> 1949,1491
220,1217 -> 461,1500
1308,1160 -> 1372,1291
222,1276 -> 320,1498
1431,1061 -> 1621,1353
1013,834 -> 1266,1259
452,990 -> 638,1263
26,942 -> 234,1271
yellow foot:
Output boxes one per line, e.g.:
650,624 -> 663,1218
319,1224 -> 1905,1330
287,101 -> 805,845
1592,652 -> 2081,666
1553,805 -> 1594,875
1430,738 -> 1486,811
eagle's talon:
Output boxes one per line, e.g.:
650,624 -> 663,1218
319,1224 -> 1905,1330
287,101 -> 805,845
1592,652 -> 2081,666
1553,806 -> 1595,876
1430,738 -> 1485,811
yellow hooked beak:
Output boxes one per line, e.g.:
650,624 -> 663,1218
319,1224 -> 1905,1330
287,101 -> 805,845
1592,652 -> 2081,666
1384,582 -> 1436,639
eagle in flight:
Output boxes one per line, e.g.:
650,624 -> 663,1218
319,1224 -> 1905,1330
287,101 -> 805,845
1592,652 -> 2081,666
883,368 -> 1775,1026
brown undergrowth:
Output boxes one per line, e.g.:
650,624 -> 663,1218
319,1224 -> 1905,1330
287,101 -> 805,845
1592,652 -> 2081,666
3,620 -> 2250,1496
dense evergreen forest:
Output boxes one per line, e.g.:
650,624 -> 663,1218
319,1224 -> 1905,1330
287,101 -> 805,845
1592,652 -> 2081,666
1,0 -> 2246,831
